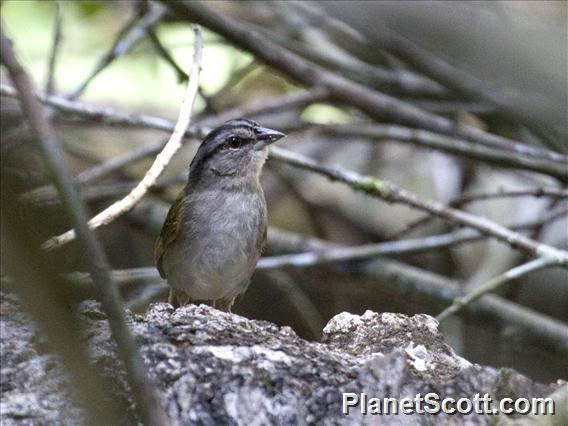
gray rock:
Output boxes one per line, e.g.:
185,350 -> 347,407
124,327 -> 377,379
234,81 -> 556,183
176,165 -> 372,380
1,293 -> 562,425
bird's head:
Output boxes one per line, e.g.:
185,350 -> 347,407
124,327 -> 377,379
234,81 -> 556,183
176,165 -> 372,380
189,118 -> 286,182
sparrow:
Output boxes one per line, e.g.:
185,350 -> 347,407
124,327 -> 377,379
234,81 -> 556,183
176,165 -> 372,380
154,118 -> 285,311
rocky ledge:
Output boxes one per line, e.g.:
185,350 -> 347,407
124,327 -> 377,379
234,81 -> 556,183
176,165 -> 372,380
1,292 -> 564,425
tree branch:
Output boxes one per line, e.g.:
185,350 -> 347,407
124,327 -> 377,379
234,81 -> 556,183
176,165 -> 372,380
268,147 -> 568,265
320,124 -> 568,182
3,81 -> 562,263
436,257 -> 559,322
148,28 -> 189,82
45,1 -> 63,95
386,189 -> 567,241
0,28 -> 166,425
42,26 -> 203,250
161,1 -> 566,166
66,3 -> 166,100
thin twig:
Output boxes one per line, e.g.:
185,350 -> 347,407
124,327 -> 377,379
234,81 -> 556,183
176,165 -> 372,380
42,26 -> 203,250
386,188 -> 567,241
320,124 -> 568,182
268,147 -> 568,265
4,81 -> 563,262
161,1 -> 566,165
65,223 -> 568,353
45,1 -> 63,95
4,86 -> 325,201
199,87 -> 330,126
75,140 -> 166,184
22,177 -> 184,206
148,28 -> 189,82
436,257 -> 558,322
0,83 -> 194,134
259,206 -> 568,269
0,28 -> 166,426
66,3 -> 166,100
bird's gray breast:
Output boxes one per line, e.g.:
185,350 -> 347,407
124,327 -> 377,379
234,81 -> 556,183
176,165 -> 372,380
163,185 -> 267,300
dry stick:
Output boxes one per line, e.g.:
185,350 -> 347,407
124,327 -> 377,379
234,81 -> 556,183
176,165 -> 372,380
320,124 -> 568,181
66,3 -> 167,100
45,1 -> 63,95
42,26 -> 203,251
68,221 -> 568,353
436,257 -> 558,322
12,88 -> 326,204
162,1 -> 566,165
3,83 -> 563,262
410,99 -> 494,115
260,205 -> 568,269
199,87 -> 330,126
23,177 -> 185,206
0,30 -> 166,426
0,83 -> 186,136
4,81 -> 563,263
292,2 -> 565,141
251,20 -> 446,98
75,139 -> 168,185
5,83 -> 559,180
268,147 -> 568,265
387,188 -> 568,241
148,28 -> 189,82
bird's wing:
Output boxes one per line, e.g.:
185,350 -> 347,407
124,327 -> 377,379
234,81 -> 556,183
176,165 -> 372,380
154,188 -> 187,278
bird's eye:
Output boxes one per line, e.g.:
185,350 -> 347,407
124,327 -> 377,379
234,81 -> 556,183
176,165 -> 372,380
227,136 -> 242,149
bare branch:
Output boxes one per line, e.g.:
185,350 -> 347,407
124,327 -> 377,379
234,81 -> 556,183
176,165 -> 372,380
387,189 -> 567,241
199,87 -> 330,126
268,146 -> 568,264
0,82 -> 189,133
42,26 -> 203,250
259,206 -> 568,270
321,124 -> 568,182
0,28 -> 166,426
66,3 -> 167,100
65,224 -> 568,354
148,28 -> 189,82
45,1 -> 63,95
161,1 -> 566,165
436,257 -> 559,322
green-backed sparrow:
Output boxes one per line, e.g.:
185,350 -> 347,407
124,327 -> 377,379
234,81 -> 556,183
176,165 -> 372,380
154,119 -> 286,312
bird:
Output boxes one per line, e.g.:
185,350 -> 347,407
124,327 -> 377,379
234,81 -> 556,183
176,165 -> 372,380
154,118 -> 286,312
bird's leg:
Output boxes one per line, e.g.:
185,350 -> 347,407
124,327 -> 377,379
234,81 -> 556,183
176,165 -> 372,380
168,288 -> 193,308
214,297 -> 235,313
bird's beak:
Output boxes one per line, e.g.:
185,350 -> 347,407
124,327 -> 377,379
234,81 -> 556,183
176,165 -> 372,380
254,127 -> 286,151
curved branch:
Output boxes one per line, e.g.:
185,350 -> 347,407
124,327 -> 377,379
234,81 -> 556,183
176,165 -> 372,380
436,257 -> 559,322
42,26 -> 203,250
268,147 -> 568,265
161,1 -> 566,166
0,28 -> 166,425
321,124 -> 568,181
